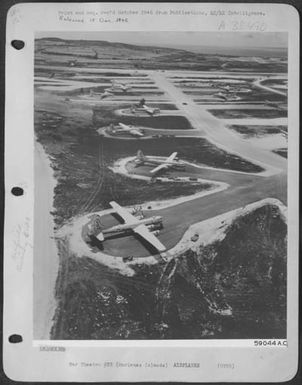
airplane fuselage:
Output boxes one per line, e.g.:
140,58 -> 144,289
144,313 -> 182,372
109,83 -> 131,93
116,123 -> 144,137
132,104 -> 160,116
112,129 -> 143,137
103,215 -> 162,235
136,157 -> 185,167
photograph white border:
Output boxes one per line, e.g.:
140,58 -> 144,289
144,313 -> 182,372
4,2 -> 299,382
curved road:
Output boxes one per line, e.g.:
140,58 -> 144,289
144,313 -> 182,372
254,76 -> 287,97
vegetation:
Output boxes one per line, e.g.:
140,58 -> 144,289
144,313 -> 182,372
35,38 -> 287,73
93,105 -> 193,130
208,108 -> 287,119
228,124 -> 287,138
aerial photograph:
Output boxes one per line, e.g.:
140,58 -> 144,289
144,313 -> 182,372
34,31 -> 287,340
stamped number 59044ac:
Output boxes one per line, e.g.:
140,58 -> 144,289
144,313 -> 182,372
254,340 -> 287,347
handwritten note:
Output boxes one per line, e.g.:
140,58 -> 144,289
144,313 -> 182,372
12,217 -> 32,272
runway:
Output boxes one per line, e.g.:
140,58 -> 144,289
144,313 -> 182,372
96,71 -> 287,258
151,72 -> 287,172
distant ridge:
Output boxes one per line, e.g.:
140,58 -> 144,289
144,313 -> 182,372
36,37 -> 287,59
36,37 -> 187,54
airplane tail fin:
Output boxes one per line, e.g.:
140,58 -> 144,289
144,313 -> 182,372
96,232 -> 104,242
137,150 -> 145,160
138,98 -> 145,107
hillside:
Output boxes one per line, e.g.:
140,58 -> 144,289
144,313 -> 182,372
35,38 -> 287,72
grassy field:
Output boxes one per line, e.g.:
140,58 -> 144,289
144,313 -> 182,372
177,80 -> 287,104
209,108 -> 287,119
261,78 -> 287,88
35,68 -> 148,79
51,204 -> 286,339
227,125 -> 287,138
63,87 -> 164,97
93,105 -> 193,130
234,88 -> 286,103
100,136 -> 264,173
222,60 -> 286,73
146,103 -> 178,110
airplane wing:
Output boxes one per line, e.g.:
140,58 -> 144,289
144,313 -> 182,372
130,129 -> 143,136
134,224 -> 166,252
109,201 -> 138,224
167,152 -> 178,162
143,106 -> 153,114
150,163 -> 169,174
119,123 -> 130,130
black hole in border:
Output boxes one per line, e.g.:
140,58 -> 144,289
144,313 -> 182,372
11,187 -> 24,196
9,334 -> 23,343
11,40 -> 25,50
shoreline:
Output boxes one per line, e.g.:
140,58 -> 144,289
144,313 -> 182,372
34,140 -> 60,339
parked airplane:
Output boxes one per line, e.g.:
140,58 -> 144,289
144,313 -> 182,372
135,150 -> 185,174
142,104 -> 161,116
108,80 -> 132,93
97,201 -> 166,252
108,123 -> 144,137
101,90 -> 114,99
215,92 -> 240,102
131,99 -> 160,116
90,88 -> 113,99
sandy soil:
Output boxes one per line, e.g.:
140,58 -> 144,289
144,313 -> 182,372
34,142 -> 59,339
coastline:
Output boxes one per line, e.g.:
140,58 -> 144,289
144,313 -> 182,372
34,140 -> 59,339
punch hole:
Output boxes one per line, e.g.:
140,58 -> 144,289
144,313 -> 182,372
11,40 -> 25,50
8,334 -> 23,343
11,187 -> 24,196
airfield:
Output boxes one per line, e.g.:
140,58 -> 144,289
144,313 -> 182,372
33,37 -> 289,340
35,62 -> 288,263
